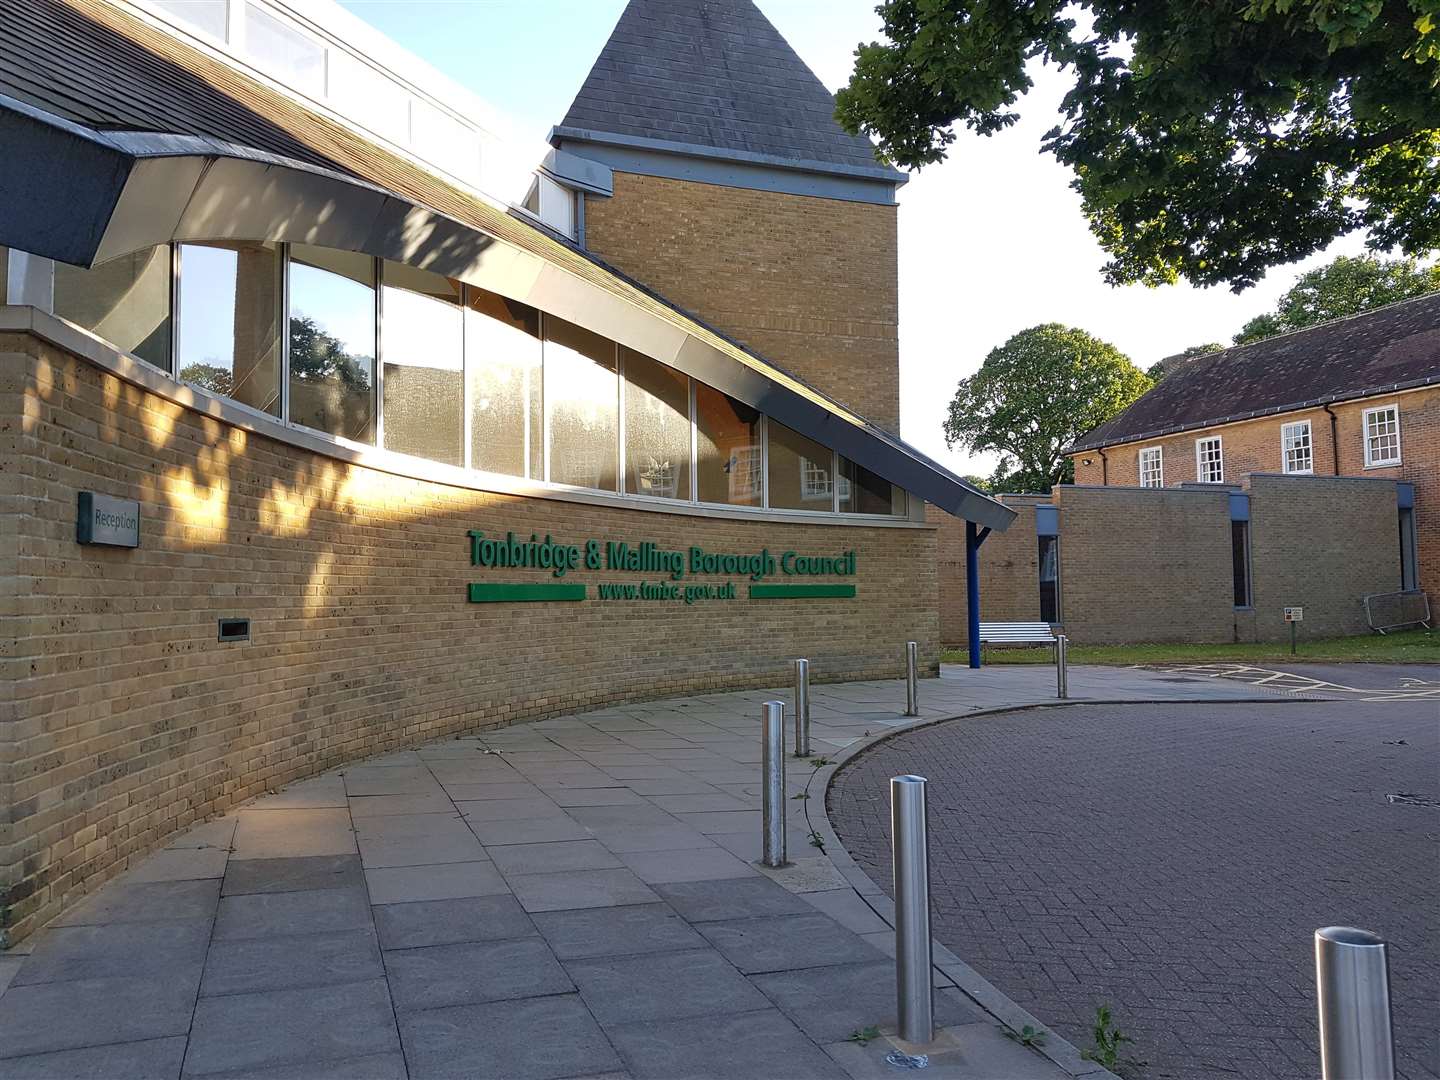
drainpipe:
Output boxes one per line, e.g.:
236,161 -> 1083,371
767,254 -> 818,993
1098,448 -> 1109,485
1322,404 -> 1340,475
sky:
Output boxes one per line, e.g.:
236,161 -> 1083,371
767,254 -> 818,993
335,0 -> 1370,478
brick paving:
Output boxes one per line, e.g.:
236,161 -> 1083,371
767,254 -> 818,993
829,700 -> 1440,1080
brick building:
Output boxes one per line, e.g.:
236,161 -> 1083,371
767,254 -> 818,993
0,0 -> 1015,942
938,297 -> 1436,649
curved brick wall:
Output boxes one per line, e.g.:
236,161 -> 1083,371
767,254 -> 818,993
0,329 -> 938,944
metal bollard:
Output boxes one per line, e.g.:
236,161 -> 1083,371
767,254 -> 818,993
793,659 -> 811,757
1056,634 -> 1068,699
904,641 -> 920,717
1315,926 -> 1395,1080
891,775 -> 933,1045
761,701 -> 787,868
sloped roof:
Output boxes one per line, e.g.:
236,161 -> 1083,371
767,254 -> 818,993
1071,293 -> 1440,452
555,0 -> 897,180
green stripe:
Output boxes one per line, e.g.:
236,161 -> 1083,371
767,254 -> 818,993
468,583 -> 587,603
748,583 -> 857,600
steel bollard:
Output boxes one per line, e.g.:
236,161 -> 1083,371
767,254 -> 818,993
891,775 -> 933,1045
793,659 -> 811,757
761,701 -> 787,868
904,641 -> 919,717
1056,634 -> 1068,699
1315,927 -> 1395,1080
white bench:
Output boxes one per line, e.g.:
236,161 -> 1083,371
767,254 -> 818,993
976,622 -> 1057,647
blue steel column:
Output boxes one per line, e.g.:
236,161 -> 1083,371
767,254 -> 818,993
966,520 -> 981,669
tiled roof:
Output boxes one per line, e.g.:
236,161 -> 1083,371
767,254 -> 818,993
1071,293 -> 1440,451
557,0 -> 888,175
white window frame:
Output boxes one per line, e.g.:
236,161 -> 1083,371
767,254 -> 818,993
1362,404 -> 1402,468
1280,419 -> 1313,475
1138,446 -> 1164,488
1195,435 -> 1224,483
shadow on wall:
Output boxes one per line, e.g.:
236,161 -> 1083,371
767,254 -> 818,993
1,332 -> 938,944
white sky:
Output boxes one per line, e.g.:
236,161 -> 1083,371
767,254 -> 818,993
339,0 -> 1372,478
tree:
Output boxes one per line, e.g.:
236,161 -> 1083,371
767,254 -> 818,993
1233,254 -> 1440,343
178,362 -> 234,396
289,313 -> 371,390
945,324 -> 1151,493
1146,344 -> 1224,382
835,2 -> 1440,291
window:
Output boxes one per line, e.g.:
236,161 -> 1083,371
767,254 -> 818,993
1231,521 -> 1252,607
466,288 -> 541,479
380,261 -> 464,466
1138,447 -> 1163,488
544,316 -> 617,491
153,0 -> 228,39
622,348 -> 691,501
1195,436 -> 1224,483
1037,535 -> 1060,623
838,457 -> 905,515
177,241 -> 282,416
695,386 -> 761,506
53,247 -> 172,372
1399,508 -> 1418,592
245,3 -> 325,95
1363,405 -> 1401,467
287,245 -> 376,444
1280,420 -> 1313,474
768,421 -> 834,511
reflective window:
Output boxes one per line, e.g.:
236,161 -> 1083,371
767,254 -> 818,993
288,246 -> 376,444
1363,405 -> 1401,467
1038,535 -> 1060,622
380,261 -> 463,466
768,421 -> 834,511
54,247 -> 172,371
1231,521 -> 1252,607
177,241 -> 281,416
545,317 -> 617,491
245,3 -> 324,95
695,385 -> 761,506
838,457 -> 905,515
1281,420 -> 1313,474
623,348 -> 691,501
467,288 -> 542,479
1195,436 -> 1224,483
154,0 -> 228,39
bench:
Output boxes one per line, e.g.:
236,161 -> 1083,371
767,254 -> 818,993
977,622 -> 1057,647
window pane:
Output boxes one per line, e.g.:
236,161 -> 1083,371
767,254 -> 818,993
54,247 -> 171,371
545,317 -> 617,490
288,245 -> 375,443
838,457 -> 903,514
177,242 -> 281,415
768,421 -> 833,511
1038,535 -> 1060,622
380,261 -> 462,465
1139,447 -> 1163,487
623,348 -> 691,500
467,288 -> 541,478
154,0 -> 228,38
695,385 -> 761,506
1231,521 -> 1251,607
245,3 -> 324,95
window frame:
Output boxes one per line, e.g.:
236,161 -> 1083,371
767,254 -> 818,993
1137,446 -> 1164,488
1362,403 -> 1402,468
1280,419 -> 1314,475
1195,435 -> 1224,484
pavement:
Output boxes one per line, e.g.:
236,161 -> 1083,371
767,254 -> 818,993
831,687 -> 1440,1080
0,661 -> 1410,1080
1147,661 -> 1440,700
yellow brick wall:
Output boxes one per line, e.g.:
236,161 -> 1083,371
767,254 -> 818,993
0,331 -> 938,944
582,173 -> 901,432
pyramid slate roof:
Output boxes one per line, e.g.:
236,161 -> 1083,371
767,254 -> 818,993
1071,293 -> 1440,452
554,0 -> 900,180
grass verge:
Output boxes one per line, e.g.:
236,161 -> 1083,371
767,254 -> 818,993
940,628 -> 1438,667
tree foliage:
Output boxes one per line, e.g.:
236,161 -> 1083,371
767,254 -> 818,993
289,314 -> 371,390
1146,344 -> 1224,382
836,1 -> 1440,291
1233,254 -> 1440,342
944,324 -> 1151,493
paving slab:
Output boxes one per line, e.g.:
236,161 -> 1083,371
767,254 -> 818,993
212,887 -> 372,940
488,839 -> 622,876
467,816 -> 594,845
0,971 -> 201,1058
363,859 -> 508,904
605,1006 -> 845,1080
398,994 -> 621,1080
13,918 -> 212,985
183,978 -> 400,1076
531,902 -> 705,960
652,876 -> 811,922
0,1036 -> 188,1079
372,894 -> 535,950
695,913 -> 886,974
52,879 -> 221,927
201,928 -> 383,996
385,937 -> 572,1012
123,846 -> 231,884
230,808 -> 356,859
221,854 -> 365,896
615,846 -> 757,883
825,1023 -> 1073,1080
507,868 -> 661,913
567,947 -> 770,1026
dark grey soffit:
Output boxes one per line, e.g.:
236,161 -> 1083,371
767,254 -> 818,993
0,96 -> 1013,532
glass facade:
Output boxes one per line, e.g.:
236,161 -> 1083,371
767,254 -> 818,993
288,245 -> 376,444
177,241 -> 282,416
50,242 -> 908,517
54,247 -> 171,371
381,261 -> 463,466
